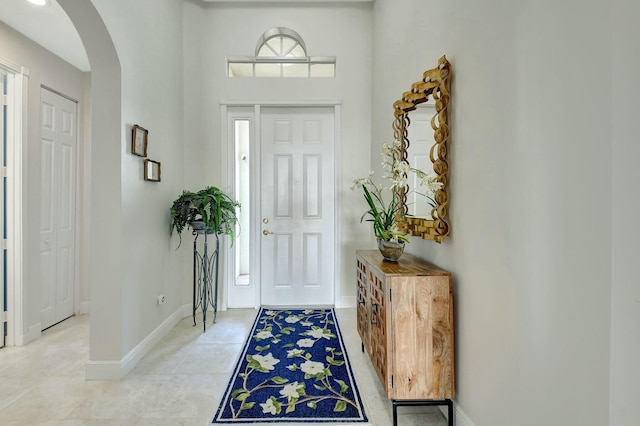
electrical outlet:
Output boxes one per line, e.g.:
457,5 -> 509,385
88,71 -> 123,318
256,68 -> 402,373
157,294 -> 166,305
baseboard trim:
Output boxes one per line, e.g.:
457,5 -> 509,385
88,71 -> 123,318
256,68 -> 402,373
84,360 -> 122,380
439,402 -> 476,426
86,304 -> 189,380
336,295 -> 356,308
25,323 -> 41,344
78,302 -> 91,315
180,303 -> 192,317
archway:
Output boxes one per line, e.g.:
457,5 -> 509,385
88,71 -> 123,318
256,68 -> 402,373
57,0 -> 124,379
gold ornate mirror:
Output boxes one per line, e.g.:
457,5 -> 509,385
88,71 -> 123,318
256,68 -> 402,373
394,55 -> 452,243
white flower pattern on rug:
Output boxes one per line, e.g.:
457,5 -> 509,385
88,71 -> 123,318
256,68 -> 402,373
296,338 -> 315,348
249,353 -> 280,372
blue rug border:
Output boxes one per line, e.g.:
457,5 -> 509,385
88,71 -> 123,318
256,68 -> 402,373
212,307 -> 369,424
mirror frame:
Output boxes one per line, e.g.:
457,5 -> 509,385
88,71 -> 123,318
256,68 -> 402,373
393,55 -> 452,243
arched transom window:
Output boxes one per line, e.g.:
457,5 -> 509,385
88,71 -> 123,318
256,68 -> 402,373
228,27 -> 336,78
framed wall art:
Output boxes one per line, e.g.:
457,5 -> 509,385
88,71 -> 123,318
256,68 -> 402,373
132,124 -> 148,157
144,159 -> 161,182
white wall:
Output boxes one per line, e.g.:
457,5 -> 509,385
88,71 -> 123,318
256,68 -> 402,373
55,0 -> 187,373
0,20 -> 89,342
183,1 -> 373,306
86,0 -> 186,358
373,0 -> 617,425
611,0 -> 640,424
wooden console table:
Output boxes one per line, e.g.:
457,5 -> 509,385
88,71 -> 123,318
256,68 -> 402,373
356,250 -> 455,426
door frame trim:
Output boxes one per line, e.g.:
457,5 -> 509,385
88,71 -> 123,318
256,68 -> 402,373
220,106 -> 257,309
0,58 -> 28,346
221,99 -> 342,309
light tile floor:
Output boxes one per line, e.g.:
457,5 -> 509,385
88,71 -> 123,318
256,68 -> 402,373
0,308 -> 448,426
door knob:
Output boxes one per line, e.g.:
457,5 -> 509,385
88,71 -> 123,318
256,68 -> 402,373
263,229 -> 273,235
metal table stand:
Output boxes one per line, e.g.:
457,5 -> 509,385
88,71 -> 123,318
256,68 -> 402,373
392,399 -> 454,426
192,230 -> 219,332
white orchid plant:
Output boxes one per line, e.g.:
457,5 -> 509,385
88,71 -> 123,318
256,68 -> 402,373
351,139 -> 443,243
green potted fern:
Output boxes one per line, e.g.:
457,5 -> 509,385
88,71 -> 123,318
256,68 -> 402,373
169,186 -> 241,249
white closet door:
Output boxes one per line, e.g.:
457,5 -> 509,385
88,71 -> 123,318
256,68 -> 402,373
39,88 -> 76,329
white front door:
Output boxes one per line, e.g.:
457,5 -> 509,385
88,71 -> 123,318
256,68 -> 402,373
260,107 -> 335,306
39,88 -> 76,330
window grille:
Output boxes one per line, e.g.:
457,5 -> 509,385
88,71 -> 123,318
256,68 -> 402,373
228,27 -> 335,78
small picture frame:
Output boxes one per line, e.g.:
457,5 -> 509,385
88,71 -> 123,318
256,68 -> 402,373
144,159 -> 161,182
132,124 -> 148,157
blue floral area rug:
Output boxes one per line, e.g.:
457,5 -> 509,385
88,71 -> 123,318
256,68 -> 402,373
212,308 -> 368,424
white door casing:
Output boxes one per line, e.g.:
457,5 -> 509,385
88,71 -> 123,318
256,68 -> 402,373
1,58 -> 27,346
39,88 -> 76,330
260,107 -> 335,306
0,71 -> 5,347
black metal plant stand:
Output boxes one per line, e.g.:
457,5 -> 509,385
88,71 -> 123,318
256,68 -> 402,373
192,230 -> 219,332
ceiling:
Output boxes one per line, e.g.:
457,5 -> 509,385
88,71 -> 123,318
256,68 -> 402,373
202,0 -> 372,2
0,0 -> 373,73
0,0 -> 89,71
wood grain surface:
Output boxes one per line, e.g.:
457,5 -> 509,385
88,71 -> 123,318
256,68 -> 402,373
356,250 -> 455,400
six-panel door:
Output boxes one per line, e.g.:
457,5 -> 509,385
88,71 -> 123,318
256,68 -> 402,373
260,107 -> 335,306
